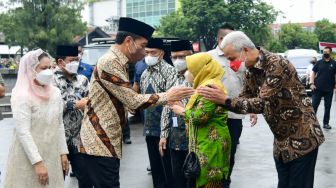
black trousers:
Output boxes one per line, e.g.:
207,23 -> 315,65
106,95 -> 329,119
170,149 -> 188,188
275,148 -> 318,188
146,136 -> 174,188
68,153 -> 92,188
123,119 -> 131,140
223,118 -> 243,187
80,154 -> 120,188
312,89 -> 334,125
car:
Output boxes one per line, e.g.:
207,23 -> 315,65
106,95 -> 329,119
284,49 -> 322,96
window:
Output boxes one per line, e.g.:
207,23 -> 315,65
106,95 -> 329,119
168,2 -> 175,9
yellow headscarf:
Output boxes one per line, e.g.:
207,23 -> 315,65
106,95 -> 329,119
185,53 -> 227,110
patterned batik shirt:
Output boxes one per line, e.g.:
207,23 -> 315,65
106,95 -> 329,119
140,60 -> 177,137
80,47 -> 168,159
53,68 -> 89,154
224,48 -> 325,163
160,73 -> 191,151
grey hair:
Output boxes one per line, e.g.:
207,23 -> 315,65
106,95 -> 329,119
220,31 -> 255,52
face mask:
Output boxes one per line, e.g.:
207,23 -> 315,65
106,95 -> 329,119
323,53 -> 331,59
145,55 -> 160,66
65,61 -> 79,74
35,69 -> 53,85
173,59 -> 187,72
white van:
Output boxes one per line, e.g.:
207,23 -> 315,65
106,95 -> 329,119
284,49 -> 322,96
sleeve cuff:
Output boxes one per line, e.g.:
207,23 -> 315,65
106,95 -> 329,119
157,93 -> 168,105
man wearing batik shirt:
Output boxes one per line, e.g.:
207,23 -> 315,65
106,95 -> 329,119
159,39 -> 192,188
79,18 -> 193,188
198,31 -> 325,188
53,45 -> 90,188
140,38 -> 177,188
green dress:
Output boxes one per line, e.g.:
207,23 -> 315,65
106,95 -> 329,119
185,96 -> 231,188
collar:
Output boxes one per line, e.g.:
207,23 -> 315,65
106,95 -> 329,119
110,46 -> 129,67
147,60 -> 164,72
216,46 -> 224,56
253,47 -> 267,70
54,67 -> 78,80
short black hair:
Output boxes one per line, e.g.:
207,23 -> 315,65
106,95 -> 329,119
325,46 -> 333,53
218,23 -> 235,31
115,31 -> 142,44
38,52 -> 50,61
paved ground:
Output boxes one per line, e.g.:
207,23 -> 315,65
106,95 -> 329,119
1,97 -> 336,188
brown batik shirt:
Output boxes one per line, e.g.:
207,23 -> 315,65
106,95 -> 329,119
225,48 -> 325,163
80,46 -> 167,159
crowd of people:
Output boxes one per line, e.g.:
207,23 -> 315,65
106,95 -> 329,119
1,16 -> 335,188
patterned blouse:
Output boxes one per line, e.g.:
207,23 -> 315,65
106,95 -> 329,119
225,48 -> 325,163
53,69 -> 89,154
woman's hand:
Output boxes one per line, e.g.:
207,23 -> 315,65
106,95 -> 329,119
61,154 -> 70,176
34,161 -> 49,186
170,105 -> 185,116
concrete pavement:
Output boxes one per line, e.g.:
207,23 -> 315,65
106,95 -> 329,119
1,99 -> 336,188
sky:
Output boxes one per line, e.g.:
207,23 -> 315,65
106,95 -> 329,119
262,0 -> 336,24
1,0 -> 336,24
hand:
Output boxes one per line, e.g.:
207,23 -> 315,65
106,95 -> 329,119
168,101 -> 184,107
75,97 -> 89,110
34,161 -> 49,186
167,86 -> 194,102
159,138 -> 167,157
61,154 -> 70,176
170,105 -> 185,116
197,85 -> 227,105
310,84 -> 316,90
250,114 -> 258,127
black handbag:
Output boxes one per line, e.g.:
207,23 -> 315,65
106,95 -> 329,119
183,116 -> 200,179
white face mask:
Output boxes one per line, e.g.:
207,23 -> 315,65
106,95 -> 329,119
145,55 -> 160,66
173,59 -> 187,72
36,69 -> 53,85
65,61 -> 79,74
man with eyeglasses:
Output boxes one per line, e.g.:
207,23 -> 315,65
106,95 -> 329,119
140,38 -> 177,188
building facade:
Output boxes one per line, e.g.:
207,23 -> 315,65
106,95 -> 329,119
126,0 -> 179,27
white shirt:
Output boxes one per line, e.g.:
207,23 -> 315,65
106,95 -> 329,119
207,46 -> 246,119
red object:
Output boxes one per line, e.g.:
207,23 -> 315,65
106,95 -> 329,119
230,60 -> 242,72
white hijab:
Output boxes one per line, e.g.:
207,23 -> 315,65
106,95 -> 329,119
11,49 -> 52,106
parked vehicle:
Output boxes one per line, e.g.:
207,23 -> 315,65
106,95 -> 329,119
284,49 -> 322,96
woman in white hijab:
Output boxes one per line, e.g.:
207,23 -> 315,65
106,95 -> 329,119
3,49 -> 69,188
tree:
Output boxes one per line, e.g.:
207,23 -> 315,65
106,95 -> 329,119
314,18 -> 336,43
266,39 -> 287,53
279,23 -> 319,50
0,0 -> 86,56
156,0 -> 278,50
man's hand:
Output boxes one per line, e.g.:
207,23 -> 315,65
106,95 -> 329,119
310,84 -> 316,90
159,138 -> 167,157
61,154 -> 69,176
167,86 -> 194,102
250,114 -> 258,127
170,105 -> 185,116
197,85 -> 227,105
75,97 -> 89,110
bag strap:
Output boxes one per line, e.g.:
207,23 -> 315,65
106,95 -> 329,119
188,114 -> 197,153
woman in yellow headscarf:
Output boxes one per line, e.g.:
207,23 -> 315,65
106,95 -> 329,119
171,52 -> 231,188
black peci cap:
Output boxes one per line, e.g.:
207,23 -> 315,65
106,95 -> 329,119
170,40 -> 192,52
56,45 -> 78,57
146,38 -> 164,50
118,17 -> 155,40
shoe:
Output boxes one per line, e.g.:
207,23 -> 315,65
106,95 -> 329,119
123,138 -> 132,144
323,124 -> 332,129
